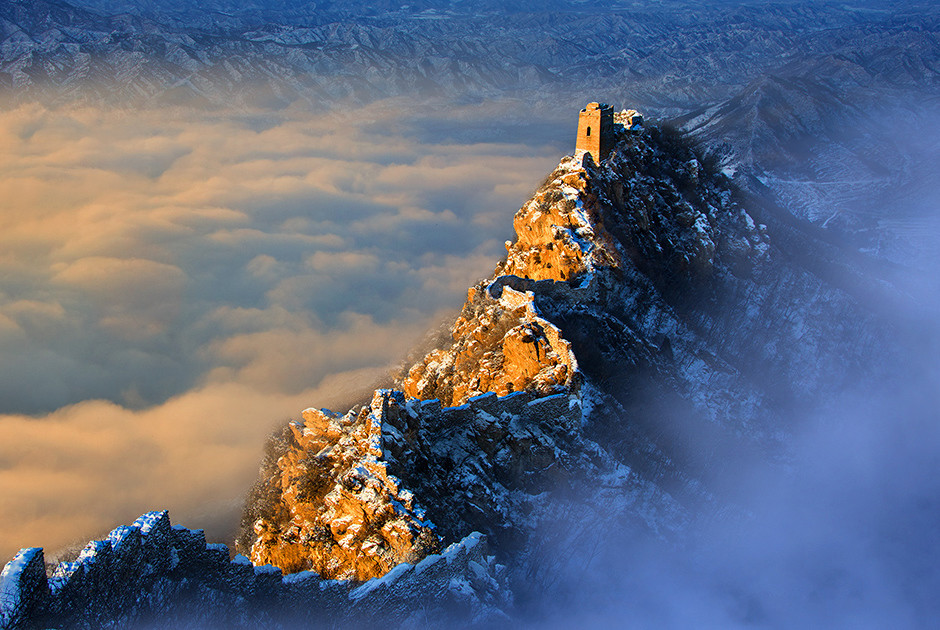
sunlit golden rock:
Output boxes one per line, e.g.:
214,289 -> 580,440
502,157 -> 622,283
247,393 -> 439,580
400,283 -> 575,407
243,142 -> 666,580
400,155 -> 622,407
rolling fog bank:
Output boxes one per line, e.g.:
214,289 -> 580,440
0,97 -> 568,561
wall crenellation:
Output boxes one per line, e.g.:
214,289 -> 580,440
1,509 -> 508,629
396,387 -> 581,437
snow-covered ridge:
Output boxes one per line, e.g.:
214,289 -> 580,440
246,116 -> 895,607
0,510 -> 508,629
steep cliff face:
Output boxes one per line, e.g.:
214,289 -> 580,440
244,392 -> 439,580
400,281 -> 577,407
240,118 -> 892,591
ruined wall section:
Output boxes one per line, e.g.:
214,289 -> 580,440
399,148 -> 629,410
247,391 -> 440,581
400,283 -> 579,407
243,385 -> 585,583
0,511 -> 508,629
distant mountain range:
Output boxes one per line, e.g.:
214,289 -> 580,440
3,0 -> 936,110
4,0 -> 938,257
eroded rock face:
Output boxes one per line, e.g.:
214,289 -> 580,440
246,392 -> 439,580
243,381 -> 687,589
399,155 -> 623,409
401,284 -> 576,407
501,162 -> 623,283
376,388 -> 685,557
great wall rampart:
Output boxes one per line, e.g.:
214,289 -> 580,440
0,385 -> 584,629
397,388 -> 581,437
1,505 -> 508,628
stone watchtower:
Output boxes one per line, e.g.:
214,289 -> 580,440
576,102 -> 614,163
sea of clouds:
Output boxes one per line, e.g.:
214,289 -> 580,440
0,98 -> 568,560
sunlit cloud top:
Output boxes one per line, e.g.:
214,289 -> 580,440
0,98 -> 567,559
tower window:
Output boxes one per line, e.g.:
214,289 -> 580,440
586,126 -> 591,136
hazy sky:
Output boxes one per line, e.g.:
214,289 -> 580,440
0,98 -> 568,560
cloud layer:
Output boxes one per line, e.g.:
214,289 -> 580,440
0,98 -> 568,559
524,370 -> 940,629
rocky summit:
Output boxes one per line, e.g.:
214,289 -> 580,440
237,110 -> 893,609
1,108 -> 900,628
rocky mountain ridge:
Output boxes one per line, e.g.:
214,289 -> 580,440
0,110 -> 908,627
238,114 -> 895,612
0,511 -> 509,629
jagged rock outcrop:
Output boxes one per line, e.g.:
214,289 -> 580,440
243,381 -> 687,598
0,511 -> 509,629
401,281 -> 577,407
247,391 -> 439,580
242,117 -> 894,597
